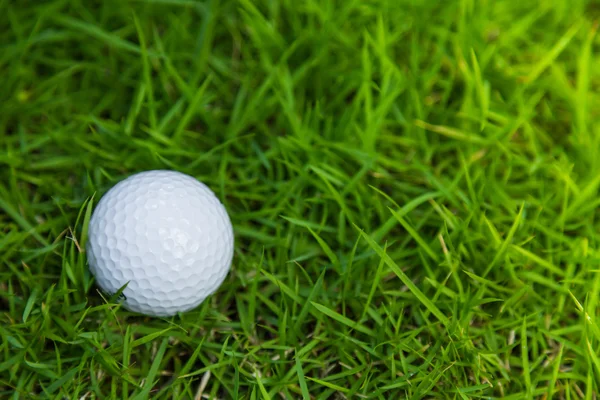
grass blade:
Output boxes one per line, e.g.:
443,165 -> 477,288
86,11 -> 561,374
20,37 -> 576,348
389,207 -> 439,261
356,226 -> 449,327
133,338 -> 168,400
311,302 -> 375,336
295,356 -> 310,400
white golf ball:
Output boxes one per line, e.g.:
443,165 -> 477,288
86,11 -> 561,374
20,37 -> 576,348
86,170 -> 234,317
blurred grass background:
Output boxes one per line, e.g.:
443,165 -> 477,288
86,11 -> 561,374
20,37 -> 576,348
1,0 -> 600,398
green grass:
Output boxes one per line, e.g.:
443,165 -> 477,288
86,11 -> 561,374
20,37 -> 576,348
1,0 -> 599,398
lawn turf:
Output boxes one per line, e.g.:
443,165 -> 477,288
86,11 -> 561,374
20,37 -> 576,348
1,0 -> 599,398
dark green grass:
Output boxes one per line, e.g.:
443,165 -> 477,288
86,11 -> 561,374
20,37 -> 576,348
1,0 -> 599,398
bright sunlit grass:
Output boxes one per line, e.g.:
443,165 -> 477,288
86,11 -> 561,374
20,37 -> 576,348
1,0 -> 599,398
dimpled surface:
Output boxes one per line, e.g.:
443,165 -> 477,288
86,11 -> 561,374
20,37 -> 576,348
86,170 -> 234,317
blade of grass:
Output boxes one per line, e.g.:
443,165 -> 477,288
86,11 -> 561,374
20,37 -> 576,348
311,302 -> 375,336
356,226 -> 449,327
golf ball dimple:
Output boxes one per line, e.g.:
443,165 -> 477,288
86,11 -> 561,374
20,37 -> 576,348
86,170 -> 234,317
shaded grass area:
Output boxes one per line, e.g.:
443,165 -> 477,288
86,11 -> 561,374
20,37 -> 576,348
1,0 -> 599,398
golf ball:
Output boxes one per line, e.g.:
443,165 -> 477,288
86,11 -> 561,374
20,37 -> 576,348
86,170 -> 234,317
